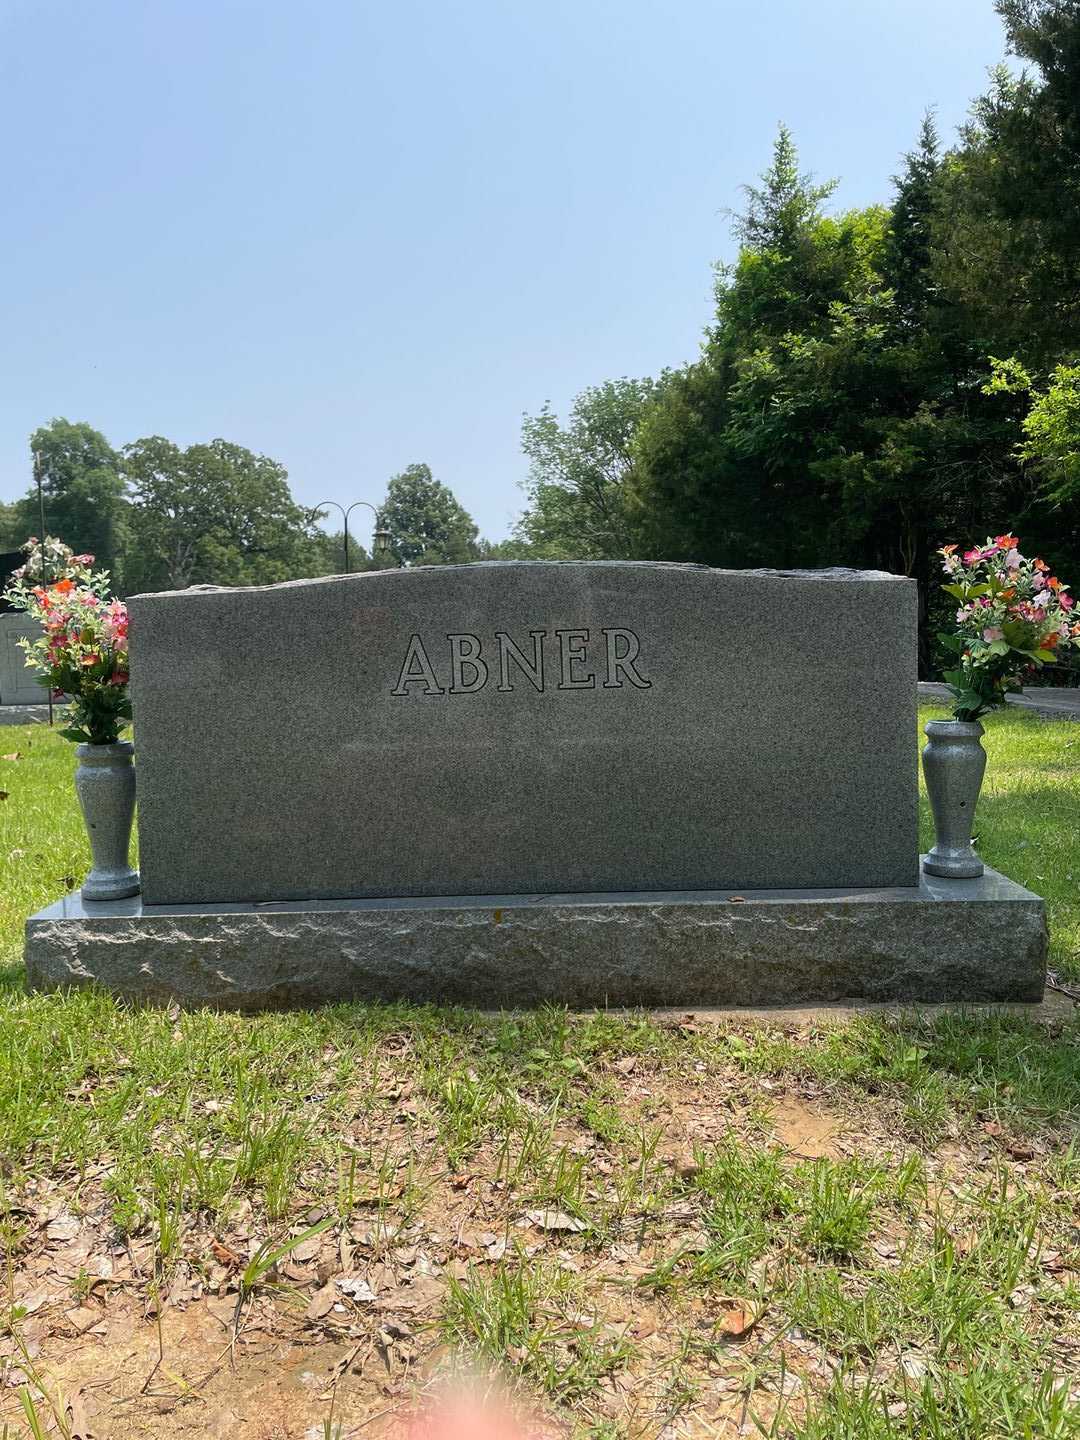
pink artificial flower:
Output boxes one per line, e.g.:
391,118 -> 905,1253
1005,548 -> 1021,569
1033,590 -> 1052,609
983,626 -> 1004,642
963,549 -> 982,564
1034,572 -> 1048,591
1061,593 -> 1075,611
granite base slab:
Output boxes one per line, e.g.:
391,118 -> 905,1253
24,862 -> 1046,1011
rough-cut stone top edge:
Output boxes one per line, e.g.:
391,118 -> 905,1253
128,560 -> 911,603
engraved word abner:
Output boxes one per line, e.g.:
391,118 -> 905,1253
391,627 -> 651,696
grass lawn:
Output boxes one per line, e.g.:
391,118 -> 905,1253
0,704 -> 1076,1438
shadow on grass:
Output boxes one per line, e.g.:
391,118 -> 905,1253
797,1004 -> 1080,1135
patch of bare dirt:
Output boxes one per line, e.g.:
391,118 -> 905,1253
766,1095 -> 843,1160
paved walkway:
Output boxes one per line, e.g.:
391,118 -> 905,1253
0,703 -> 54,726
919,682 -> 1080,721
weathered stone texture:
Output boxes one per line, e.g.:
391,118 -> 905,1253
25,865 -> 1046,1011
128,562 -> 918,904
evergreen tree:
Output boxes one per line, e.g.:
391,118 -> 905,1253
884,111 -> 942,330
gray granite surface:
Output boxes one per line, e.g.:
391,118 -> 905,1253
25,863 -> 1045,1010
128,561 -> 919,904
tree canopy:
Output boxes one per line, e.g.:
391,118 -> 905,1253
508,0 -> 1080,671
378,463 -> 480,567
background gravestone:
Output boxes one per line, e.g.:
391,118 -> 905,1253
128,562 -> 918,905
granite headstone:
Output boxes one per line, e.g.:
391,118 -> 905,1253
128,562 -> 918,905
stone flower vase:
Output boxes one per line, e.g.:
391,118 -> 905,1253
921,720 -> 986,879
75,742 -> 140,901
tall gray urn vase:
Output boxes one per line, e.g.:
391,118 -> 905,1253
922,720 -> 986,879
74,742 -> 140,901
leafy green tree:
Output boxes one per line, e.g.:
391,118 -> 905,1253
933,6 -> 1080,367
515,377 -> 665,558
0,500 -> 22,551
997,0 -> 1080,148
308,528 -> 371,575
629,123 -> 1034,669
122,437 -> 321,591
1019,362 -> 1080,505
378,464 -> 479,566
14,420 -> 128,582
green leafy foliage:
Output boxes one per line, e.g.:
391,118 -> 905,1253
122,436 -> 325,591
378,462 -> 480,567
509,16 -> 1080,664
14,420 -> 129,586
516,377 -> 667,558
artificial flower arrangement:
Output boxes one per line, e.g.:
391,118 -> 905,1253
3,536 -> 131,745
938,534 -> 1079,721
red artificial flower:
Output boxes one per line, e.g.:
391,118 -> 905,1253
53,578 -> 74,594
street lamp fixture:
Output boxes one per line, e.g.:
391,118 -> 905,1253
310,499 -> 388,574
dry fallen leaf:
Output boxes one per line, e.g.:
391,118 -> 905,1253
211,1240 -> 243,1269
46,1215 -> 80,1243
1006,1137 -> 1036,1160
306,1283 -> 337,1321
717,1305 -> 756,1337
2,753 -> 22,762
19,1287 -> 54,1316
64,1305 -> 103,1336
290,1234 -> 325,1264
336,1273 -> 377,1302
524,1208 -> 587,1234
66,1386 -> 96,1440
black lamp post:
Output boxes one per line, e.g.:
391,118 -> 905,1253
32,450 -> 53,727
310,500 -> 391,574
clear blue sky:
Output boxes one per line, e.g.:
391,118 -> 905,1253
1,0 -> 1010,542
